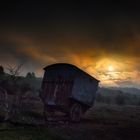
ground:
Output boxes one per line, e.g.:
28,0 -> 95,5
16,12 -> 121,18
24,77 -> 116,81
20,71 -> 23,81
0,103 -> 140,140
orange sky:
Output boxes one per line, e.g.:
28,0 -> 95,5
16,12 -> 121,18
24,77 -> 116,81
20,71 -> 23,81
0,3 -> 140,88
1,32 -> 140,88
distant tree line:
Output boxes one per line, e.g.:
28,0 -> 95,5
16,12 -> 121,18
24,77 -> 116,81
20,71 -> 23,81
0,65 -> 34,94
96,89 -> 140,106
26,72 -> 36,79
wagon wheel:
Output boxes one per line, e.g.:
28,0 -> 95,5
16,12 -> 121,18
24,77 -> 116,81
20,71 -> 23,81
69,103 -> 82,122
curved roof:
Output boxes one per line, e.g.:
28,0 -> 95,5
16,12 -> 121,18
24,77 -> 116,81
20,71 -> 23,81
43,63 -> 100,82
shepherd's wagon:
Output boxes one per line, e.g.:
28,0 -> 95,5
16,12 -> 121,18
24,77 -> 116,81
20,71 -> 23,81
40,63 -> 99,122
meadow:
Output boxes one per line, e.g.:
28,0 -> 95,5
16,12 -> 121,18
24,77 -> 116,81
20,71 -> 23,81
0,103 -> 140,140
0,70 -> 140,139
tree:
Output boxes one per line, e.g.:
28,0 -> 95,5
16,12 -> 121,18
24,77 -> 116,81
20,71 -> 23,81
0,65 -> 4,75
0,87 -> 8,120
26,72 -> 32,78
6,63 -> 24,120
31,72 -> 36,78
26,72 -> 36,78
7,63 -> 23,77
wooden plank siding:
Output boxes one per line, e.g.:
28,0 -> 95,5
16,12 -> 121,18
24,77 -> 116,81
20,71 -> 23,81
42,80 -> 74,106
40,63 -> 99,111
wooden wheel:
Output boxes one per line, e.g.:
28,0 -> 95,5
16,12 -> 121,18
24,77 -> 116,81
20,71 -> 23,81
69,103 -> 82,122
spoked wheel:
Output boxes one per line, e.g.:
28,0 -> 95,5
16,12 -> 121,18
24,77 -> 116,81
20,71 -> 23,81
69,103 -> 83,122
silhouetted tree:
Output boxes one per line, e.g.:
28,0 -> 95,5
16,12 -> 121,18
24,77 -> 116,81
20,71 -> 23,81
26,72 -> 32,78
0,87 -> 9,121
31,72 -> 36,78
0,65 -> 4,75
26,72 -> 36,78
7,63 -> 23,77
6,63 -> 24,120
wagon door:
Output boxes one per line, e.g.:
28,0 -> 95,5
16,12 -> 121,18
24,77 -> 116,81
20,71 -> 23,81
43,81 -> 56,105
43,80 -> 73,106
54,80 -> 73,106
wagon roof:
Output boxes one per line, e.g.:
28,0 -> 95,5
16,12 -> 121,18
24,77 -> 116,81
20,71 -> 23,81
43,63 -> 100,82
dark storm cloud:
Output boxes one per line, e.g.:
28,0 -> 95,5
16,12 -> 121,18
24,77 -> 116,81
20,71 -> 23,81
0,37 -> 28,63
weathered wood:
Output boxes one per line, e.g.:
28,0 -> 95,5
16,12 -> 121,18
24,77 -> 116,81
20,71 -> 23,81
40,63 -> 99,121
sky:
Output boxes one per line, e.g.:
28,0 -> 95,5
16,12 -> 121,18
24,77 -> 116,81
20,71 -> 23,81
0,2 -> 140,88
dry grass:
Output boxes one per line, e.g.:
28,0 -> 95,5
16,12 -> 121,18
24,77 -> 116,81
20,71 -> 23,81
0,103 -> 140,140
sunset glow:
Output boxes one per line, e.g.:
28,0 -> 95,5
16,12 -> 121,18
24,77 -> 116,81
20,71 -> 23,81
0,3 -> 140,88
108,65 -> 114,72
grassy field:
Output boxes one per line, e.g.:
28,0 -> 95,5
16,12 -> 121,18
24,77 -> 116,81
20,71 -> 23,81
0,124 -> 64,140
0,103 -> 140,140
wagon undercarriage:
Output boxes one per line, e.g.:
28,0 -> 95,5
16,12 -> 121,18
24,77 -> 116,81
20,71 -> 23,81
43,100 -> 89,123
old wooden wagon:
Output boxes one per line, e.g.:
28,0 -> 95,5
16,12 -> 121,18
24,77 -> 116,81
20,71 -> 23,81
40,63 -> 99,122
